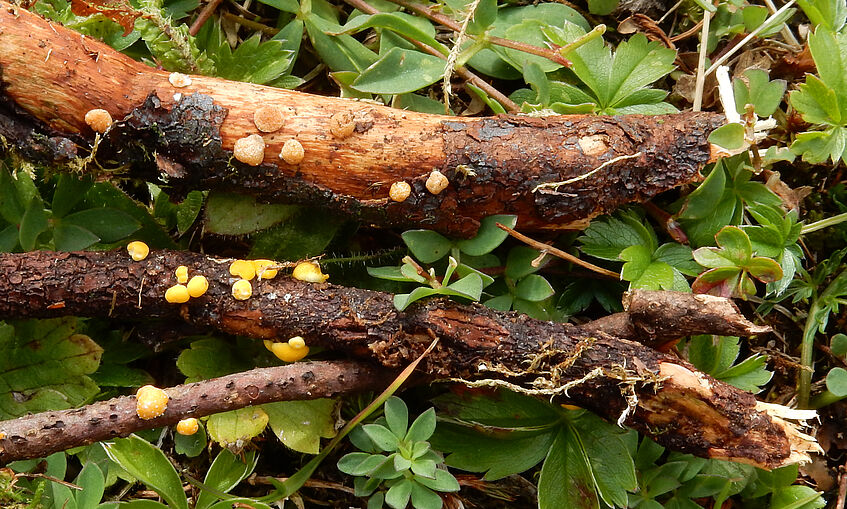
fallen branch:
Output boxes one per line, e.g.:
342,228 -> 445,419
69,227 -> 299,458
0,1 -> 725,237
0,361 -> 385,464
0,250 -> 819,469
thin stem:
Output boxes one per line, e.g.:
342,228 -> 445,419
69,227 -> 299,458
386,0 -> 570,67
704,0 -> 796,76
801,212 -> 847,235
692,8 -> 712,112
496,223 -> 620,279
342,0 -> 519,112
797,299 -> 820,408
220,11 -> 280,35
189,0 -> 225,36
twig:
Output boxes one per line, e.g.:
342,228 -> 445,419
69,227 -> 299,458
189,0 -> 225,36
704,0 -> 797,77
219,11 -> 280,36
341,0 -> 519,112
692,7 -> 712,112
0,361 -> 387,463
837,461 -> 847,509
495,223 -> 620,279
386,0 -> 571,68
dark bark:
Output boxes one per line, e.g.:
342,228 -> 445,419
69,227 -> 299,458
0,361 -> 385,463
0,1 -> 725,237
0,250 -> 818,469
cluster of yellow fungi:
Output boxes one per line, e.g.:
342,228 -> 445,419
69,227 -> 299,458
136,385 -> 169,420
232,105 -> 306,167
229,259 -> 280,300
264,336 -> 310,363
165,263 -> 209,304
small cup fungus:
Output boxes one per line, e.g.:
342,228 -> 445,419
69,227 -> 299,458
253,105 -> 286,133
84,109 -> 112,133
136,385 -> 169,420
230,260 -> 256,280
168,72 -> 192,88
270,337 -> 310,363
252,259 -> 278,280
232,279 -> 253,300
233,134 -> 266,166
175,265 -> 189,284
279,139 -> 305,165
187,275 -> 209,298
127,241 -> 149,261
329,111 -> 356,139
176,417 -> 199,435
165,284 -> 190,304
388,181 -> 411,202
292,261 -> 329,283
425,170 -> 449,195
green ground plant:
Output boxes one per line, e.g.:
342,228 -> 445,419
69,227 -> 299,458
3,0 -> 847,506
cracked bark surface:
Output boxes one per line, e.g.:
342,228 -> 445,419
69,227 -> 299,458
0,250 -> 819,468
0,1 -> 725,237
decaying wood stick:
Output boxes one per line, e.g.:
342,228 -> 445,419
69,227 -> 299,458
0,250 -> 819,469
0,361 -> 385,463
0,1 -> 725,237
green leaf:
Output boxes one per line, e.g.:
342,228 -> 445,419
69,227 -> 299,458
402,230 -> 452,263
62,208 -> 141,243
831,334 -> 847,357
263,399 -> 337,454
52,223 -> 101,251
714,226 -> 753,263
733,69 -> 786,117
718,354 -> 773,392
385,479 -> 413,509
679,163 -> 728,221
0,224 -> 18,252
352,47 -> 446,94
433,422 -> 554,480
770,485 -> 825,509
249,208 -> 342,261
305,15 -> 378,73
538,426 -> 599,509
573,413 -> 636,507
384,396 -> 409,438
175,191 -> 204,235
363,424 -> 401,452
204,192 -> 298,235
708,123 -> 746,150
0,167 -> 25,224
513,275 -> 555,302
444,273 -> 483,301
74,462 -> 106,508
174,422 -> 207,457
414,469 -> 459,492
587,0 -> 618,15
579,210 -> 655,261
256,0 -> 299,13
796,0 -> 846,30
0,319 -> 102,419
176,337 -> 255,382
52,174 -> 94,218
204,31 -> 293,84
456,215 -> 517,256
206,407 -> 270,448
394,286 -> 440,310
84,183 -> 175,248
406,408 -> 436,442
19,198 -> 48,251
196,450 -> 258,509
334,12 -> 444,53
104,435 -> 189,509
505,246 -> 548,280
791,128 -> 847,165
826,367 -> 847,397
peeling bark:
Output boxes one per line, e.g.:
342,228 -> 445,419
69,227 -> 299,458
0,361 -> 385,463
0,250 -> 818,469
0,1 -> 724,236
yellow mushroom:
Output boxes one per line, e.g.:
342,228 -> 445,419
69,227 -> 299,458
270,341 -> 310,362
232,279 -> 253,300
127,241 -> 149,261
263,339 -> 275,351
288,336 -> 306,349
84,108 -> 113,133
425,170 -> 449,195
176,418 -> 199,435
292,261 -> 329,283
279,139 -> 305,164
329,111 -> 356,139
254,105 -> 286,133
175,265 -> 189,284
187,275 -> 209,298
230,259 -> 256,280
252,259 -> 278,280
388,181 -> 411,202
165,284 -> 190,304
136,385 -> 169,420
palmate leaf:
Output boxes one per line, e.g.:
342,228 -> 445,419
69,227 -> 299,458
198,25 -> 293,84
0,318 -> 102,419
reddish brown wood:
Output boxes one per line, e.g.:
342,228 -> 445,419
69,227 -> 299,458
0,1 -> 724,236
